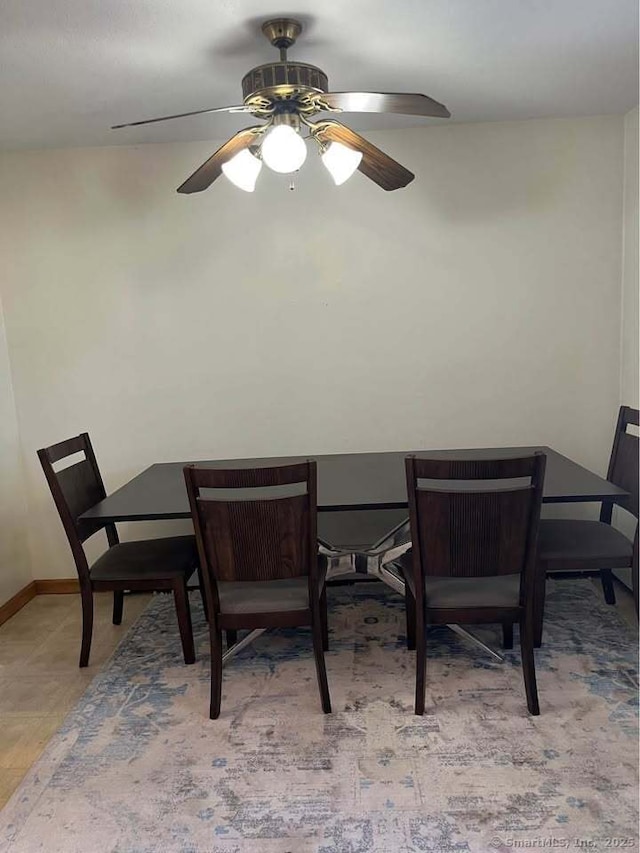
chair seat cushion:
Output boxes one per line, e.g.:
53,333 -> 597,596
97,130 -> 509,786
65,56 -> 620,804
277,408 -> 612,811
90,535 -> 198,582
538,519 -> 633,568
395,551 -> 520,608
217,578 -> 310,614
425,574 -> 520,608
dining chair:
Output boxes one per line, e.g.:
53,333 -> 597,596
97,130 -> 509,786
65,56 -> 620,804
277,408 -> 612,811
390,453 -> 546,716
183,460 -> 331,719
38,433 -> 199,667
534,406 -> 639,646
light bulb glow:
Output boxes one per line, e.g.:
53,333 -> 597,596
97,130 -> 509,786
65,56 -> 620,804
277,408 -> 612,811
221,149 -> 262,192
321,141 -> 363,185
260,125 -> 307,174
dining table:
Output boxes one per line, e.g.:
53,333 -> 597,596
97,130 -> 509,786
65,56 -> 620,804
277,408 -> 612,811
80,445 -> 627,663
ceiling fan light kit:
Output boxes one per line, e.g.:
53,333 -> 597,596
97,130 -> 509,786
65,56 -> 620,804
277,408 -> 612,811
220,148 -> 262,192
113,18 -> 451,195
321,142 -> 364,186
260,123 -> 307,174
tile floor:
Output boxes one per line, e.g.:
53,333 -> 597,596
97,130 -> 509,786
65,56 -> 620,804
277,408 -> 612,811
0,580 -> 636,810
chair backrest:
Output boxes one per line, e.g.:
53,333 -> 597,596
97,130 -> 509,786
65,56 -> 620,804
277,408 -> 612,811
184,461 -> 318,585
604,406 -> 639,521
38,433 -> 116,581
405,454 -> 546,591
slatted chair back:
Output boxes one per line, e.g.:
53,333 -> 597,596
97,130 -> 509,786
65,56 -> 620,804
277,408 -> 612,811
184,461 -> 318,585
604,406 -> 639,521
405,454 -> 546,589
38,433 -> 118,581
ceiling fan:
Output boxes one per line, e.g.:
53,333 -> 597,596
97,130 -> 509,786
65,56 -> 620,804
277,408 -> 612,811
112,18 -> 451,193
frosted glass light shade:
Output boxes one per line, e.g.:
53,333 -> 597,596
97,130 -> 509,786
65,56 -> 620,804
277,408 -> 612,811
261,125 -> 307,174
321,142 -> 363,185
221,149 -> 262,192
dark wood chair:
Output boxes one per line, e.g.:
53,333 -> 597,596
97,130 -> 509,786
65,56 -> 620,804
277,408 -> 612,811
392,453 -> 546,716
183,460 -> 331,719
38,433 -> 199,667
534,406 -> 639,646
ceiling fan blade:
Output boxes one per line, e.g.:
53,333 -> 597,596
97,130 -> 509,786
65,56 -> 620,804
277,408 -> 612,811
111,104 -> 251,130
319,92 -> 450,119
177,127 -> 262,194
314,120 -> 414,191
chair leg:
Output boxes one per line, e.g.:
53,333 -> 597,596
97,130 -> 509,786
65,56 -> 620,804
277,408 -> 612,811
197,565 -> 209,622
320,585 -> 329,651
210,625 -> 223,719
79,587 -> 94,668
600,569 -> 616,605
225,630 -> 238,648
502,622 -> 513,650
533,566 -> 547,648
414,605 -> 426,716
405,583 -> 416,650
173,580 -> 195,665
311,603 -> 331,714
112,591 -> 124,625
520,615 -> 540,716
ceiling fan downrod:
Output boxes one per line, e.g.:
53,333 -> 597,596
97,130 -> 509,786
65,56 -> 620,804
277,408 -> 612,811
261,18 -> 303,61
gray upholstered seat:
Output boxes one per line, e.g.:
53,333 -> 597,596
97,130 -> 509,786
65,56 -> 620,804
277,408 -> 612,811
395,551 -> 520,609
90,536 -> 197,581
217,578 -> 310,614
425,575 -> 520,608
538,519 -> 633,567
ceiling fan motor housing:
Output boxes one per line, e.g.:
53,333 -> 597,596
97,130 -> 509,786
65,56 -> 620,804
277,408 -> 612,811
242,62 -> 329,104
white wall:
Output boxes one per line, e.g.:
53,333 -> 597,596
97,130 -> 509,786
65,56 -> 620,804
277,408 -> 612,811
0,298 -> 32,603
0,115 -> 626,581
621,106 -> 639,408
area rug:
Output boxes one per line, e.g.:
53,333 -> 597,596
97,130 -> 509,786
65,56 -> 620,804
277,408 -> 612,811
0,580 -> 637,853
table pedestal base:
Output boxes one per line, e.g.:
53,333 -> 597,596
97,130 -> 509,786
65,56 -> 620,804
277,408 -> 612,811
222,629 -> 266,665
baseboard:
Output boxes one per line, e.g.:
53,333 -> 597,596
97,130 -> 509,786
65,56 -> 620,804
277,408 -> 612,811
0,578 -> 80,627
34,578 -> 80,595
0,581 -> 37,627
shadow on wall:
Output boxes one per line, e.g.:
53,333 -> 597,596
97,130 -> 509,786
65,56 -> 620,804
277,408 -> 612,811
98,146 -> 200,210
410,122 -> 573,223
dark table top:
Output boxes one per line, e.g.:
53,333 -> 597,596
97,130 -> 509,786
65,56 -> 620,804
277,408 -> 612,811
80,446 -> 627,525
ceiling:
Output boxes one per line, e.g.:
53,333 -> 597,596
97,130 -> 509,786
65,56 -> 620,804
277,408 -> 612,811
1,0 -> 638,150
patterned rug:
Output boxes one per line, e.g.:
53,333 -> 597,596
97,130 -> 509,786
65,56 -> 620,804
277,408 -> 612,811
0,581 -> 637,853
